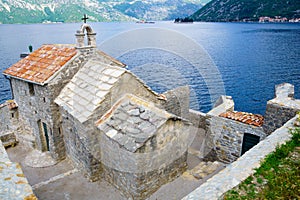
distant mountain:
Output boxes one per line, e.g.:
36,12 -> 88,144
0,0 -> 210,24
191,0 -> 300,22
113,0 -> 210,21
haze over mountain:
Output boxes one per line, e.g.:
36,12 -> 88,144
0,0 -> 210,24
191,0 -> 300,22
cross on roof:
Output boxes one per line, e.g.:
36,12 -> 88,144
82,14 -> 89,23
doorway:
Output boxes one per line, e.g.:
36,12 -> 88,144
38,120 -> 50,152
241,133 -> 260,155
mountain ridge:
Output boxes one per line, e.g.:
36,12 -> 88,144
0,0 -> 210,24
191,0 -> 300,22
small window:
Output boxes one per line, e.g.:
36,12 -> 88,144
11,113 -> 14,118
43,97 -> 46,103
28,83 -> 35,96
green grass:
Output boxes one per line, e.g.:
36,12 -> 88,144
224,126 -> 300,200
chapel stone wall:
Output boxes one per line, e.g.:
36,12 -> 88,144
59,108 -> 102,181
99,119 -> 189,199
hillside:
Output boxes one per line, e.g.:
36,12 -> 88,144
0,0 -> 210,24
191,0 -> 300,22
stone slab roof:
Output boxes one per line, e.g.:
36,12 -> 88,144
97,50 -> 126,68
55,59 -> 126,123
219,111 -> 264,127
3,44 -> 77,85
96,94 -> 176,153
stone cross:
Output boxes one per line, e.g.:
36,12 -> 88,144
82,14 -> 89,23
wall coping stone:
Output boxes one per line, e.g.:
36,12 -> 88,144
275,83 -> 294,98
208,96 -> 234,116
182,116 -> 297,200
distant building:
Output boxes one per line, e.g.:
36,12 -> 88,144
259,16 -> 288,23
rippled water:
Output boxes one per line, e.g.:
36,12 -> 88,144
0,22 -> 299,115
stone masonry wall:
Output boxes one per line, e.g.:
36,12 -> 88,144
98,119 -> 190,198
59,109 -> 102,181
0,104 -> 10,134
162,86 -> 190,119
11,78 -> 52,149
206,115 -> 266,163
98,119 -> 190,173
0,103 -> 19,147
263,103 -> 298,134
11,77 -> 67,160
189,109 -> 207,129
102,152 -> 187,200
113,72 -> 163,106
263,83 -> 300,135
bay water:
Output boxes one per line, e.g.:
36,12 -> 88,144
0,22 -> 299,115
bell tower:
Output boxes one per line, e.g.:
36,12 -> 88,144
75,14 -> 97,48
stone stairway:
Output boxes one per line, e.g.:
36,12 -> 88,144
189,161 -> 224,180
187,145 -> 225,180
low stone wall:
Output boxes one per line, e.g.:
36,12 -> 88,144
263,83 -> 300,134
0,141 -> 37,200
102,152 -> 187,199
0,104 -> 11,135
0,102 -> 19,136
207,95 -> 234,116
264,102 -> 299,134
182,116 -> 297,200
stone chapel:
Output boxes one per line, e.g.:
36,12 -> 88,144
1,23 -> 192,199
2,22 -> 300,200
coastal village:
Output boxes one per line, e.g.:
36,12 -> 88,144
259,16 -> 300,23
0,21 -> 300,200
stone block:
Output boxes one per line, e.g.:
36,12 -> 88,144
275,83 -> 294,98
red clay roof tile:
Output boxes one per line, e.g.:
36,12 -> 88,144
219,111 -> 264,127
3,44 -> 77,85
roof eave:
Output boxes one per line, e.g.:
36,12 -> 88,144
3,73 -> 46,86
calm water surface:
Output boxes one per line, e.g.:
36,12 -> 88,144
0,22 -> 299,114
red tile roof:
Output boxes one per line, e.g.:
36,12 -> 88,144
219,111 -> 264,127
3,44 -> 77,85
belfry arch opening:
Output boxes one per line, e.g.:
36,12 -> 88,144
75,23 -> 97,48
